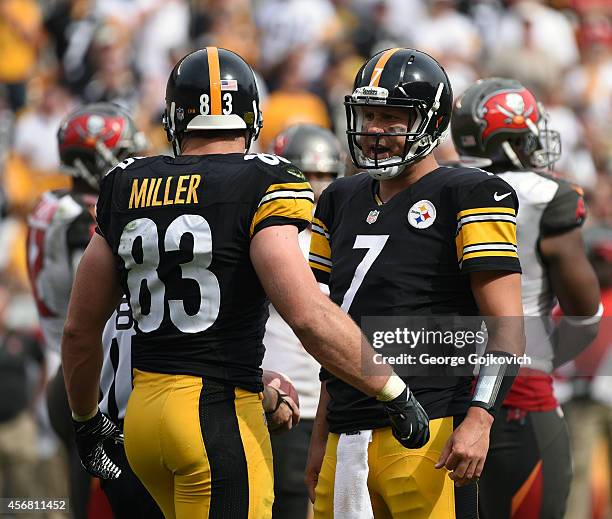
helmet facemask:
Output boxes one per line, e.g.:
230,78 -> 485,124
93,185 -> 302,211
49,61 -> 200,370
501,105 -> 561,171
345,83 -> 446,180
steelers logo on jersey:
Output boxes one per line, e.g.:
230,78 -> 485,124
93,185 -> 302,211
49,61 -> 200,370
408,200 -> 436,229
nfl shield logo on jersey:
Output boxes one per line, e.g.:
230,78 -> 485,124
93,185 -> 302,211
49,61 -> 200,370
408,200 -> 436,229
366,210 -> 380,224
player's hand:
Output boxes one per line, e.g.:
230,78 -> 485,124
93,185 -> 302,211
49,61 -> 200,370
435,406 -> 493,486
382,387 -> 430,449
305,427 -> 327,503
72,409 -> 123,480
263,384 -> 300,434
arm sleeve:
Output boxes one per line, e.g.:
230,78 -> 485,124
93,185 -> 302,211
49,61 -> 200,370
249,163 -> 314,237
309,188 -> 333,285
540,181 -> 586,237
455,176 -> 522,274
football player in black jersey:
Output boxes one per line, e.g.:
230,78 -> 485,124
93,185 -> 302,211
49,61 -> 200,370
305,48 -> 526,518
61,47 -> 431,519
452,78 -> 601,519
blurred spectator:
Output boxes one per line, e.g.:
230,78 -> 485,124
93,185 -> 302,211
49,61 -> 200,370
0,277 -> 46,502
81,23 -> 138,110
351,1 -> 394,58
0,0 -> 43,113
586,175 -> 612,227
564,15 -> 612,173
488,0 -> 579,90
258,51 -> 331,151
411,0 -> 481,63
254,0 -> 340,87
378,0 -> 427,46
496,0 -> 580,71
193,0 -> 259,67
6,77 -> 73,214
43,0 -> 97,95
322,47 -> 364,144
541,84 -> 599,190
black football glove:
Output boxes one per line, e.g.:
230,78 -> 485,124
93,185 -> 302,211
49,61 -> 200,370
72,409 -> 123,480
382,387 -> 430,449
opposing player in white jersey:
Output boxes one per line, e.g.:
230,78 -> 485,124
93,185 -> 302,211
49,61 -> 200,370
263,123 -> 345,519
452,78 -> 602,519
25,103 -> 162,519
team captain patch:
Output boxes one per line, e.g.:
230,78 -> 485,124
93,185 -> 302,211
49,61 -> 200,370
408,200 -> 436,229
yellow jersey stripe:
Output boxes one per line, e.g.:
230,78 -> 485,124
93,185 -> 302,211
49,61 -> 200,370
250,197 -> 313,237
370,48 -> 401,87
206,47 -> 222,115
312,217 -> 328,232
265,182 -> 311,194
309,260 -> 332,273
455,220 -> 517,261
310,232 -> 331,260
457,207 -> 516,219
462,250 -> 520,262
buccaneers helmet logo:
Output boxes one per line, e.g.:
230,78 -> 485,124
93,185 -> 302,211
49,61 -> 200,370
478,88 -> 538,142
60,113 -> 126,151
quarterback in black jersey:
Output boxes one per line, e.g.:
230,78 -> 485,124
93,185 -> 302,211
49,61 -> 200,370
62,48 -> 427,519
305,48 -> 526,519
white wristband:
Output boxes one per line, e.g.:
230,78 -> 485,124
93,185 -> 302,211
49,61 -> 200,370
376,374 -> 407,402
564,303 -> 604,326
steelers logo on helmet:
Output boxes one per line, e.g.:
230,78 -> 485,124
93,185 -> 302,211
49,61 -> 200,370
408,200 -> 436,229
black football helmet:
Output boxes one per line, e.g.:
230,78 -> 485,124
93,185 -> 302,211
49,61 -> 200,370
345,48 -> 453,180
271,124 -> 345,177
163,47 -> 263,155
57,103 -> 146,190
451,78 -> 561,170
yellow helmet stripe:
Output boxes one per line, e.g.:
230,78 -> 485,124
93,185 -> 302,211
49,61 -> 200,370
206,47 -> 222,115
369,48 -> 401,87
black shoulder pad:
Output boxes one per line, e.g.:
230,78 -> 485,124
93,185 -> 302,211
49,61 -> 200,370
540,180 -> 586,237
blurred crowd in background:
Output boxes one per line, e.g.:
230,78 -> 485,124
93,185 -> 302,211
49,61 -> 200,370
0,0 -> 610,517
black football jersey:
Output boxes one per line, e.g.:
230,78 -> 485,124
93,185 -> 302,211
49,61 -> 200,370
96,153 -> 313,392
309,166 -> 522,433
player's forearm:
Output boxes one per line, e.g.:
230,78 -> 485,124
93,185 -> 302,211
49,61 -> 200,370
312,382 -> 330,441
61,324 -> 103,417
552,308 -> 602,368
483,315 -> 525,357
292,296 -> 392,396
